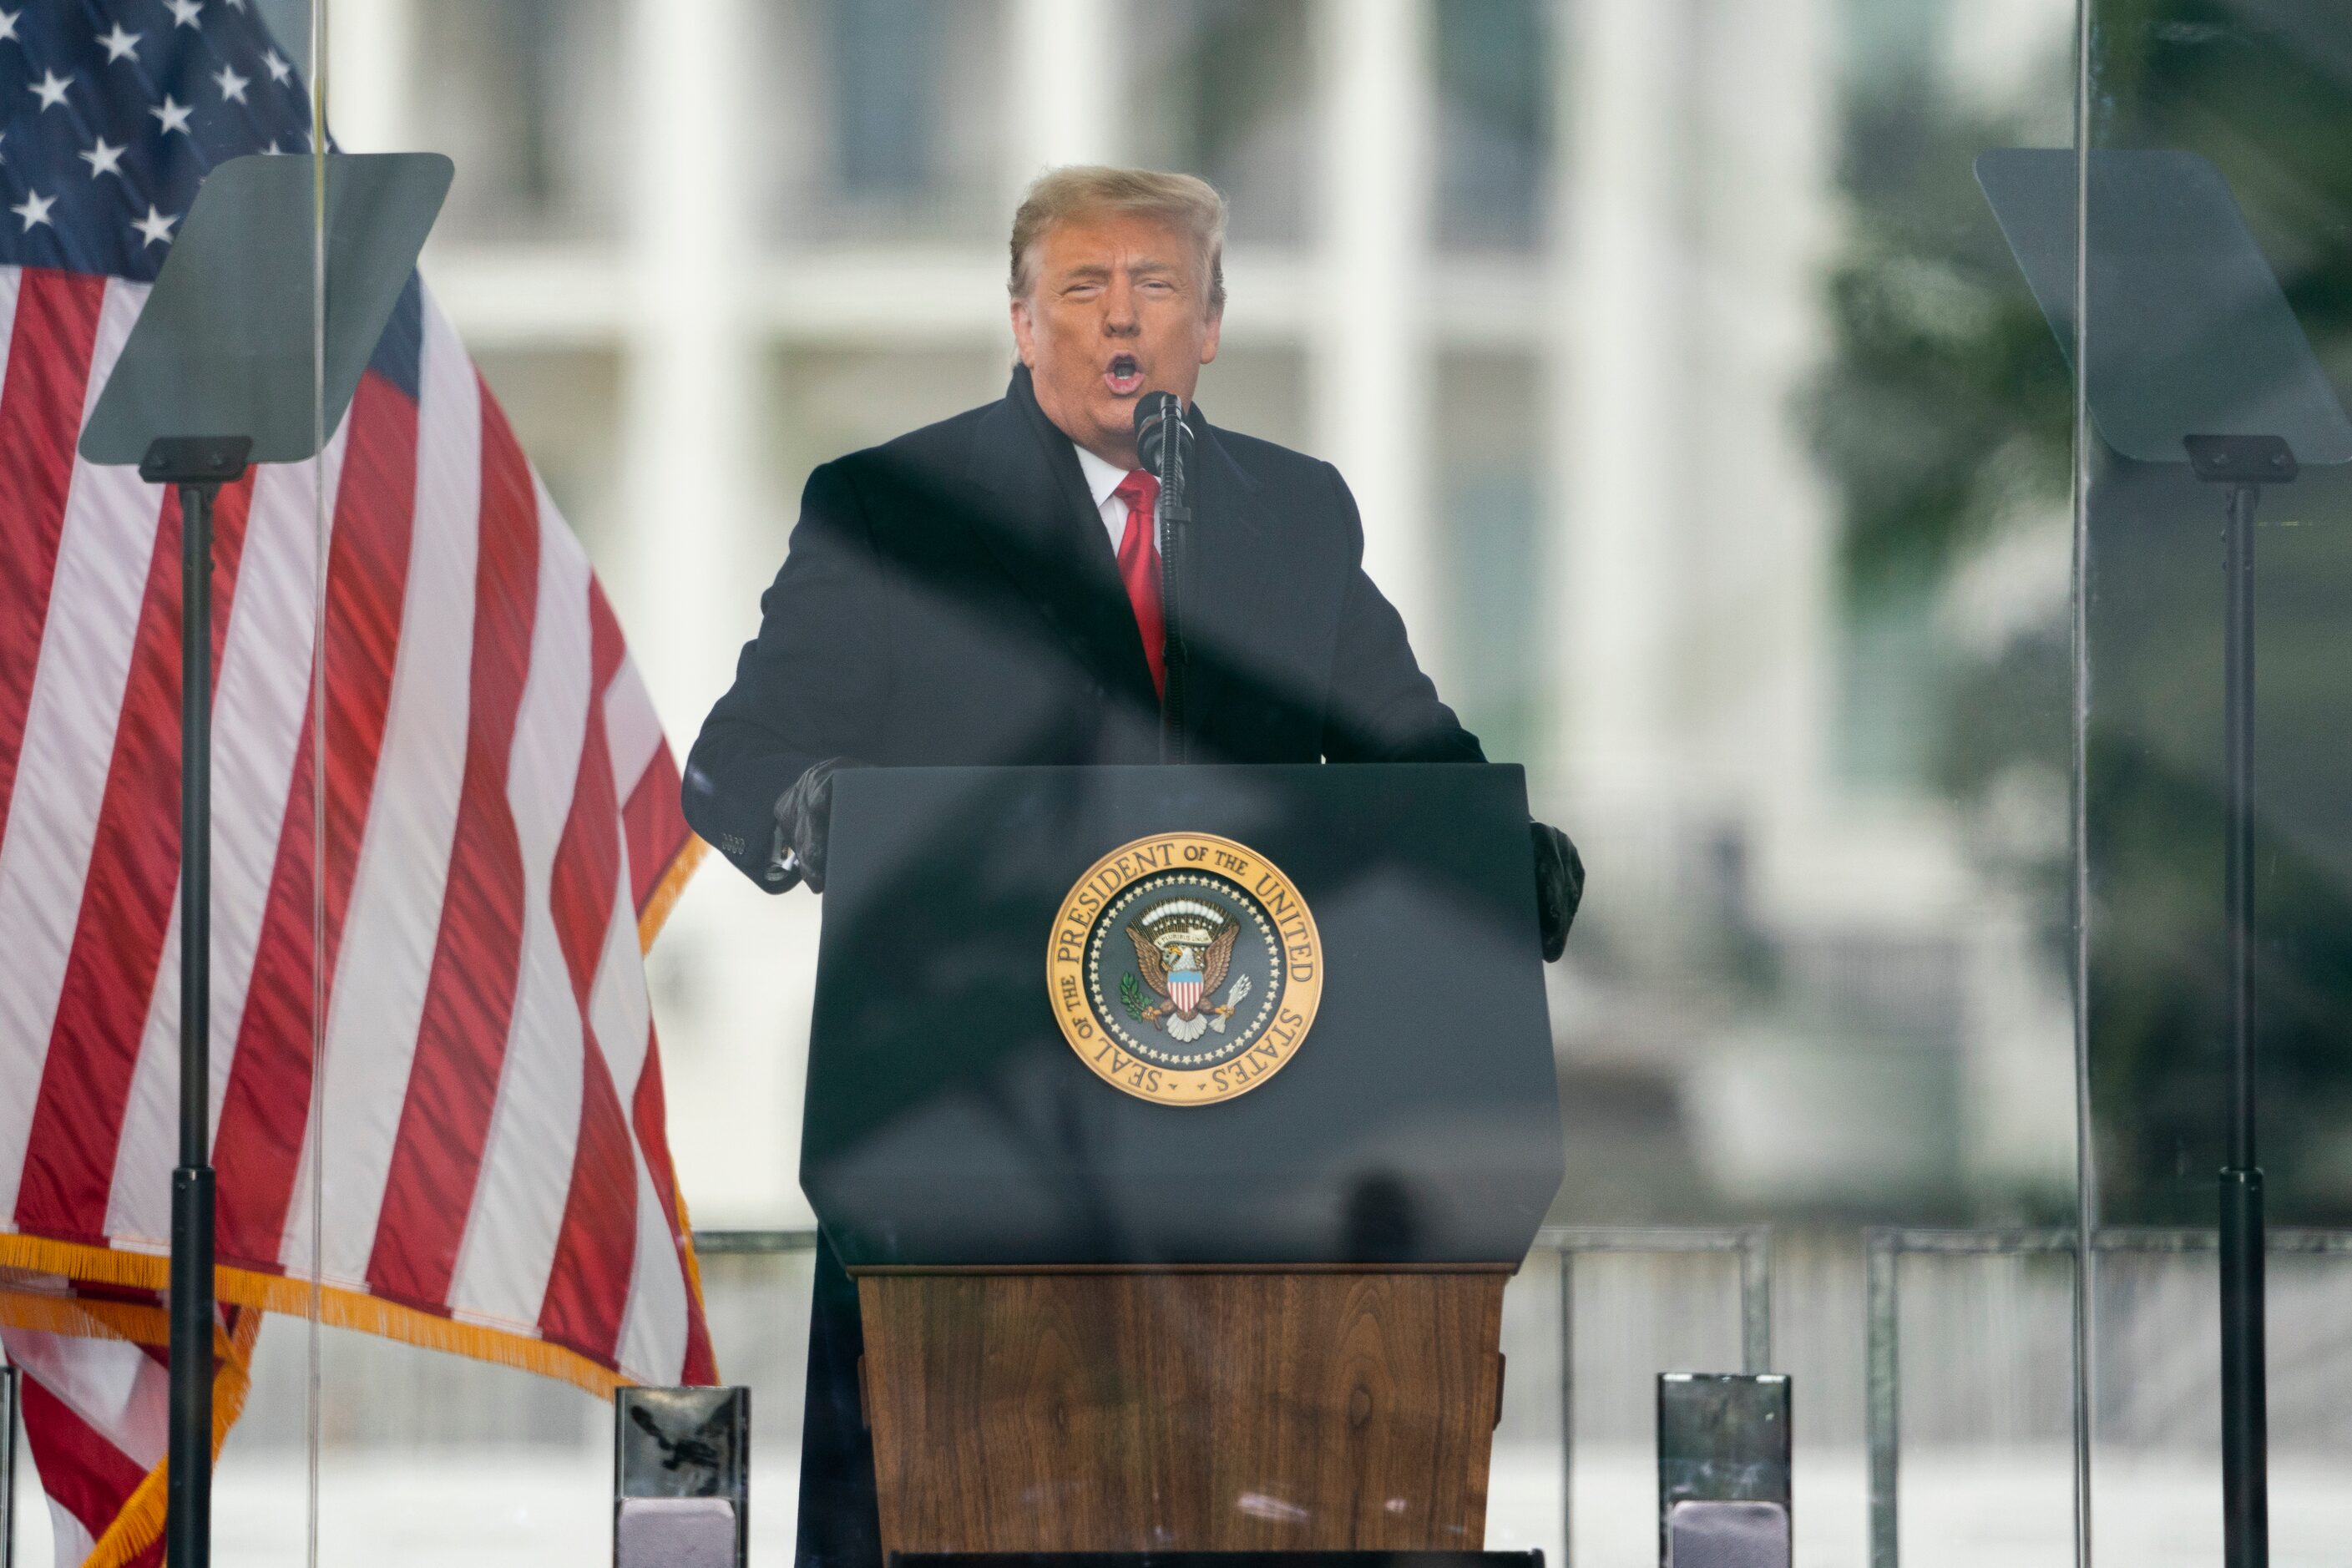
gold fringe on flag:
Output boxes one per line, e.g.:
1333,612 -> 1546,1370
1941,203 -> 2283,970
78,1308 -> 262,1568
0,1234 -> 633,1401
638,834 -> 707,953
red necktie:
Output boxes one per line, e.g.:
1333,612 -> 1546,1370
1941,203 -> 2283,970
1112,468 -> 1165,698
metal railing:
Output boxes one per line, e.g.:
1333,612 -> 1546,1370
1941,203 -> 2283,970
3,1363 -> 18,1568
692,1230 -> 818,1257
1863,1224 -> 2352,1568
1544,1225 -> 1773,1568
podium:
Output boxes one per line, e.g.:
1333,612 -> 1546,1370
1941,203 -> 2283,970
804,764 -> 1565,1555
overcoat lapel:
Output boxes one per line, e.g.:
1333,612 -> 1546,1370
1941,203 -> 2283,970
963,368 -> 1161,707
1171,412 -> 1279,746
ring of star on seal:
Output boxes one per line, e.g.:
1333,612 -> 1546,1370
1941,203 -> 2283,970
1047,832 -> 1324,1106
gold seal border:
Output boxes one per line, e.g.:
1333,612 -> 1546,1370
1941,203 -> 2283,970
1047,832 -> 1324,1107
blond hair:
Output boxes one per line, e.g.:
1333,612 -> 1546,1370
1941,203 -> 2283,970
1008,165 -> 1228,310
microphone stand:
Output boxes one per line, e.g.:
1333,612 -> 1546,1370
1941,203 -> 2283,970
1143,400 -> 1192,765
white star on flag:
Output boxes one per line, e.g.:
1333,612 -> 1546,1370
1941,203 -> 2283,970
130,204 -> 176,246
0,11 -> 18,44
261,48 -> 291,83
149,94 -> 194,135
98,23 -> 141,61
78,137 -> 127,178
164,0 -> 203,28
213,63 -> 248,102
30,70 -> 73,111
9,188 -> 54,230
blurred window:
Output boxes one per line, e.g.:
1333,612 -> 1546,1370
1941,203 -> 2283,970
1437,353 -> 1542,764
832,0 -> 946,198
764,0 -> 1010,243
1126,0 -> 1316,247
1431,0 -> 1551,251
412,0 -> 625,241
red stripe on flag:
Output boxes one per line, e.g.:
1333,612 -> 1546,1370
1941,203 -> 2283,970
536,584 -> 637,1362
550,592 -> 625,1004
209,701 -> 314,1267
630,1030 -> 716,1383
0,270 -> 108,842
538,1026 -> 639,1363
215,372 -> 418,1267
15,473 -> 258,1241
620,744 -> 690,918
367,381 -> 541,1308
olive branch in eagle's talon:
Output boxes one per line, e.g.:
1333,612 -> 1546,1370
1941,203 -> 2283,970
1120,971 -> 1165,1024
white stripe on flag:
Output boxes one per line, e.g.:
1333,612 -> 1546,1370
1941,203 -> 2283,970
593,857 -> 686,1385
0,269 -> 21,419
47,1503 -> 97,1568
602,650 -> 663,808
614,1147 -> 690,1385
589,839 -> 652,1106
445,526 -> 593,1331
104,443 -> 348,1247
0,281 -> 159,1222
295,303 -> 483,1284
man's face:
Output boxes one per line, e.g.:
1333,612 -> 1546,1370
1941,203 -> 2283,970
1010,211 -> 1222,468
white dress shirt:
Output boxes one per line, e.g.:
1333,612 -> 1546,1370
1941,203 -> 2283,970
1072,443 -> 1160,556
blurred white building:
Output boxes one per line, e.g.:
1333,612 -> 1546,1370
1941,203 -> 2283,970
313,0 -> 2076,1229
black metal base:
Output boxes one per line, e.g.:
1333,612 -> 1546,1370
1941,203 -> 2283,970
166,1165 -> 214,1568
2219,1167 -> 2269,1568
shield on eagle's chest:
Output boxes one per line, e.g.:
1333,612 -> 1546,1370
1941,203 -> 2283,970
1168,968 -> 1203,1017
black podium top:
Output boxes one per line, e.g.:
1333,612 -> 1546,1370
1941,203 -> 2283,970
802,764 -> 1564,1267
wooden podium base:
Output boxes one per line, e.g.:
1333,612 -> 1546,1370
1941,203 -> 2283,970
854,1267 -> 1510,1556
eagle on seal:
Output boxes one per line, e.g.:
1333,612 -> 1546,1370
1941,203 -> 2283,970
1126,917 -> 1249,1044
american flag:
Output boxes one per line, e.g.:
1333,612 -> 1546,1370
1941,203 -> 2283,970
0,4 -> 715,1564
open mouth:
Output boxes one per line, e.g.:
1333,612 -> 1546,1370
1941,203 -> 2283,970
1104,354 -> 1143,396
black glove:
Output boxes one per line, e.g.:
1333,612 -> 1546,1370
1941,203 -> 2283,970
1531,820 -> 1584,962
768,756 -> 864,893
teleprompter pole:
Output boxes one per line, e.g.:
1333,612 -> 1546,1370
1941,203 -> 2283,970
144,437 -> 251,1568
2185,433 -> 2295,1568
2218,477 -> 2267,1568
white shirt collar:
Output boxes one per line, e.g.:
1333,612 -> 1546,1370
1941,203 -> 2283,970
1071,442 -> 1130,508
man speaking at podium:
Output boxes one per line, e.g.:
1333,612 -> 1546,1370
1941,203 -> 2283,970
683,166 -> 1581,1568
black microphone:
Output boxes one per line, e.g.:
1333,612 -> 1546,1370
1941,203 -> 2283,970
1132,392 -> 1193,761
1133,391 -> 1191,522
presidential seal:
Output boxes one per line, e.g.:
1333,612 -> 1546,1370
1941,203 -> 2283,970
1047,832 -> 1324,1106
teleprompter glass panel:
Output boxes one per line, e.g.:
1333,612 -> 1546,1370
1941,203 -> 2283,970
2077,1 -> 2352,1558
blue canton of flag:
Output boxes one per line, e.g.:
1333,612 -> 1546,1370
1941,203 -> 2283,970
0,0 -> 312,282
